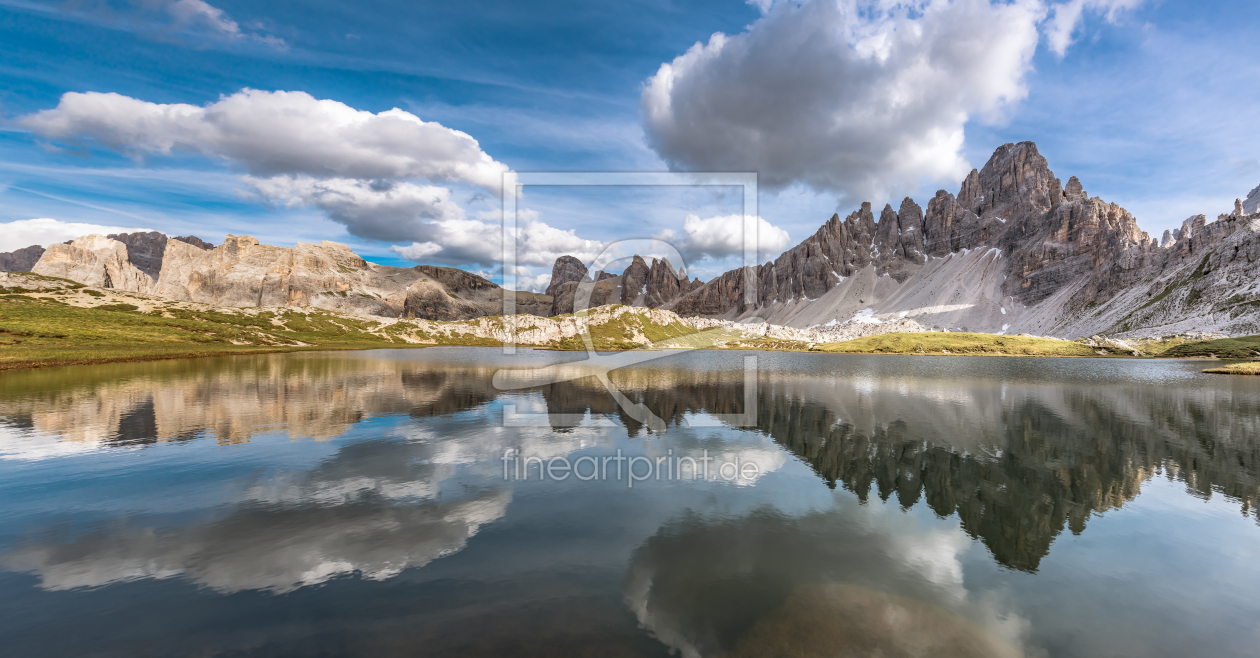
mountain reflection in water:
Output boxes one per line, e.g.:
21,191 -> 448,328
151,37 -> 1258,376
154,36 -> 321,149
0,349 -> 1258,657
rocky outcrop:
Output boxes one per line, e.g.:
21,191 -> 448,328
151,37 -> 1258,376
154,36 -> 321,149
175,235 -> 215,250
550,277 -> 619,315
105,231 -> 168,280
32,235 -> 155,293
1244,184 -> 1260,214
98,232 -> 215,281
546,254 -> 705,314
148,235 -> 552,320
0,245 -> 46,273
545,255 -> 587,297
619,255 -> 651,305
644,257 -> 683,308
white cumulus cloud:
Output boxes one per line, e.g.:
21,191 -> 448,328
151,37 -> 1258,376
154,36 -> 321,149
641,0 -> 1047,202
655,214 -> 791,264
19,89 -> 508,190
244,175 -> 464,243
18,89 -> 519,258
0,218 -> 155,252
389,210 -> 604,274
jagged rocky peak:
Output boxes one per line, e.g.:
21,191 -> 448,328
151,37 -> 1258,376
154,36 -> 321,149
175,235 -> 215,250
1179,214 -> 1206,240
968,141 -> 1062,217
620,254 -> 651,305
666,139 -> 1185,327
221,234 -> 260,253
1245,184 -> 1260,215
546,255 -> 587,297
0,244 -> 46,273
544,252 -> 705,315
1063,176 -> 1087,201
644,257 -> 683,308
870,197 -> 927,281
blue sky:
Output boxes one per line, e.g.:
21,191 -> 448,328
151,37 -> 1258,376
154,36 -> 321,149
1,0 -> 1258,289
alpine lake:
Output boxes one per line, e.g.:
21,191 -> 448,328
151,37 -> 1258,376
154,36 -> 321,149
1,347 -> 1258,657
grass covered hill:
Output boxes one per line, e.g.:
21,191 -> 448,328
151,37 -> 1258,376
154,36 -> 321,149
1158,335 -> 1260,359
813,332 -> 1112,357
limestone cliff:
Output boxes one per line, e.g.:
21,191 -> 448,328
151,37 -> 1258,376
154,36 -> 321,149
151,235 -> 551,320
33,235 -> 156,293
30,233 -> 551,321
102,232 -> 215,281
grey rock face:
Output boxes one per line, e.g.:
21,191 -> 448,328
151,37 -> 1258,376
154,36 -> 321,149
1245,184 -> 1260,214
0,245 -> 46,273
545,255 -> 588,297
1063,176 -> 1087,201
106,231 -> 168,280
548,254 -> 704,315
551,277 -> 620,315
644,257 -> 683,308
619,255 -> 651,305
174,235 -> 215,250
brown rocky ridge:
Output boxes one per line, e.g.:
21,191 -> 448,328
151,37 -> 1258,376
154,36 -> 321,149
25,232 -> 550,321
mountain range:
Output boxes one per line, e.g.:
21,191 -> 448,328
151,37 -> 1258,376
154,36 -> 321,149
3,141 -> 1258,339
552,142 -> 1260,339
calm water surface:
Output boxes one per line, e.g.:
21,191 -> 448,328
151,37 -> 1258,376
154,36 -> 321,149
1,348 -> 1258,657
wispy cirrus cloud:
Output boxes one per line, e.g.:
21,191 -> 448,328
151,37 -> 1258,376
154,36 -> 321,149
2,0 -> 287,49
1044,0 -> 1147,57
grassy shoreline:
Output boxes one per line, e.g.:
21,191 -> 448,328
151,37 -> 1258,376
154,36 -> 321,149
812,332 -> 1113,357
1203,362 -> 1260,375
4,275 -> 1259,372
0,291 -> 430,371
